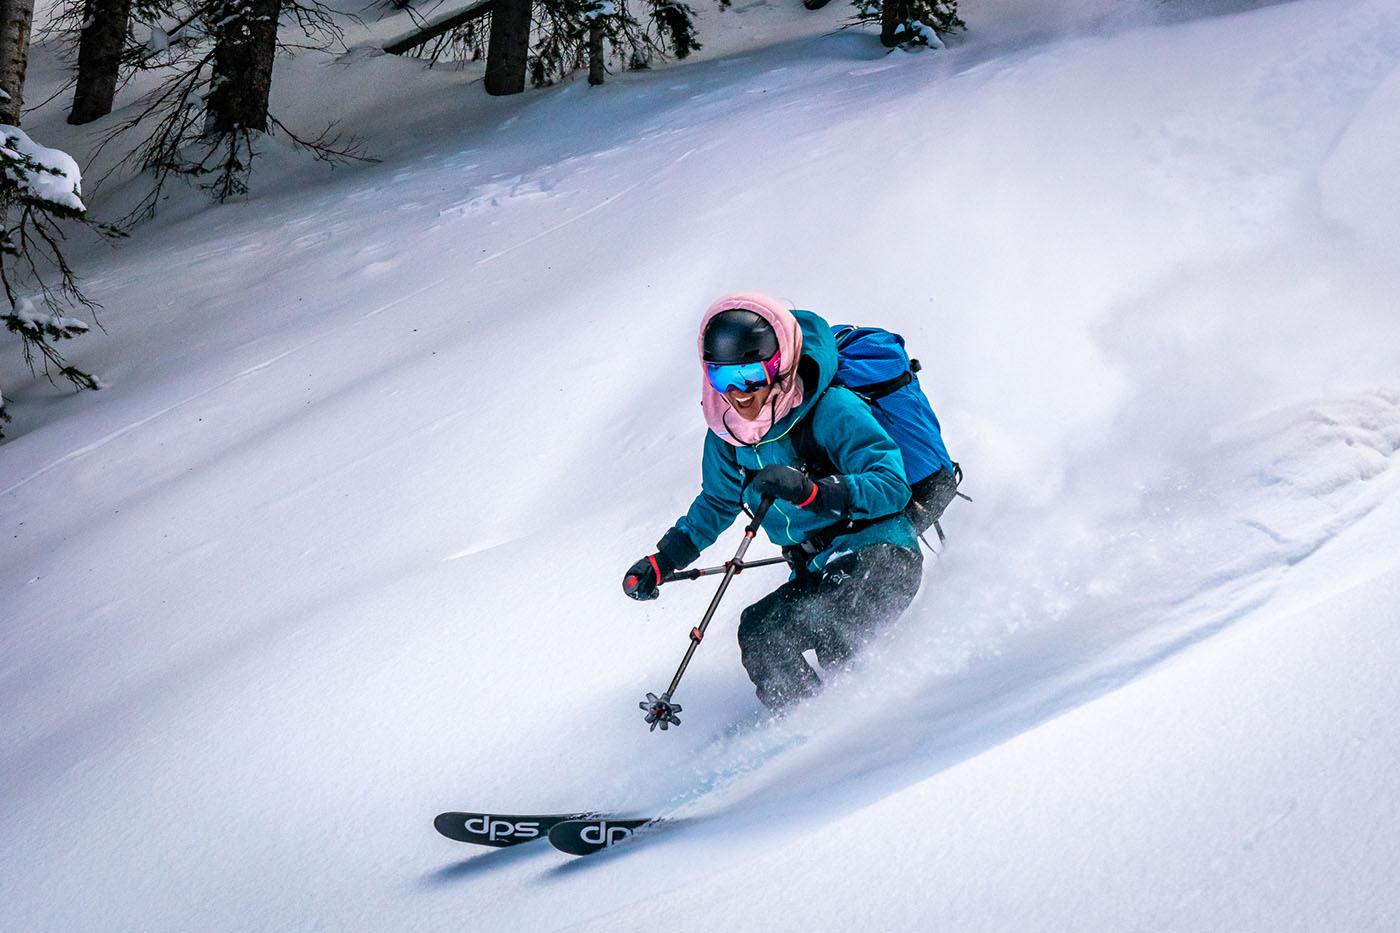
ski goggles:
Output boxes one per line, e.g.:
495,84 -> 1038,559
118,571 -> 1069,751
704,351 -> 782,395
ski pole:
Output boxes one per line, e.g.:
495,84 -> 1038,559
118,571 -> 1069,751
662,555 -> 788,582
640,496 -> 775,732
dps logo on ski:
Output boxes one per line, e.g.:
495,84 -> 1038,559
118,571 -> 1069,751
465,815 -> 540,842
580,821 -> 634,847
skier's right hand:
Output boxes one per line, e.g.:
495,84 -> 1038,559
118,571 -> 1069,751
623,552 -> 675,601
623,528 -> 698,601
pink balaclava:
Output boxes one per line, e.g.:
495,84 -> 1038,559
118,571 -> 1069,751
698,292 -> 805,446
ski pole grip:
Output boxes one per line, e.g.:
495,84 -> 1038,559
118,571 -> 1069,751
747,496 -> 774,534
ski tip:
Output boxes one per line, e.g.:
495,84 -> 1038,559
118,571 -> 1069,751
546,817 -> 660,856
433,811 -> 588,847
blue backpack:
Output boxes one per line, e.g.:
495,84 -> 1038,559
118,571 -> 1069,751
789,324 -> 963,546
828,325 -> 954,486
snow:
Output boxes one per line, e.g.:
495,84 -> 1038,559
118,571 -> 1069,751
0,124 -> 84,212
4,0 -> 1400,929
5,296 -> 91,337
582,1 -> 618,22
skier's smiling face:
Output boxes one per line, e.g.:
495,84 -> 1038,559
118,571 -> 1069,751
724,384 -> 773,420
705,349 -> 782,421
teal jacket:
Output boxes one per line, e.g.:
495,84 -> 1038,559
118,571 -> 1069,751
672,309 -> 918,573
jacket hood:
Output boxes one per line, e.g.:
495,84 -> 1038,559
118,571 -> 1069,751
699,293 -> 835,446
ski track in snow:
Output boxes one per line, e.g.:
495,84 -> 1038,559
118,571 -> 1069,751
0,344 -> 313,499
2,274 -> 453,501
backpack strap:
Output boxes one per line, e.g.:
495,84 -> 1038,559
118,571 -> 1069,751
788,411 -> 835,478
841,359 -> 921,402
779,404 -> 881,562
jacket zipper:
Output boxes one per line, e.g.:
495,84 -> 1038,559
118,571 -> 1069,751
751,443 -> 799,545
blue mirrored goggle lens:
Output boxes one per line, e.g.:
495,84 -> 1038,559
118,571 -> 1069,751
706,360 -> 773,395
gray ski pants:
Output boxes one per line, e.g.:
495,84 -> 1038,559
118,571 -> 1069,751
737,542 -> 922,709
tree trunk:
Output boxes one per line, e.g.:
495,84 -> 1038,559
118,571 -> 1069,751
483,0 -> 531,96
0,0 -> 34,124
880,0 -> 906,48
205,0 -> 281,135
68,0 -> 132,123
68,0 -> 133,125
587,22 -> 603,86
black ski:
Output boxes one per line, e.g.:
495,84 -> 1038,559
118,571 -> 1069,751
433,811 -> 590,847
547,816 -> 664,855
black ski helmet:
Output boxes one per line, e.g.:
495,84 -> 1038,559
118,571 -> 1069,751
702,309 -> 779,364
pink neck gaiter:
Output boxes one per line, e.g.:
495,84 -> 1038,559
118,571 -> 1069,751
698,293 -> 805,447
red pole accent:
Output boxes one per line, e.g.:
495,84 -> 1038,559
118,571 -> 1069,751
690,627 -> 703,643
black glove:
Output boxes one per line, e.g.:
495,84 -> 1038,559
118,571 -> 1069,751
751,465 -> 851,516
622,528 -> 700,601
751,464 -> 814,503
623,552 -> 673,601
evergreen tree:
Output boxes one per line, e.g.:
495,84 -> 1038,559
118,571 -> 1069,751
854,0 -> 963,50
535,0 -> 700,87
199,0 -> 282,200
399,0 -> 700,93
2,0 -> 116,437
93,0 -> 361,221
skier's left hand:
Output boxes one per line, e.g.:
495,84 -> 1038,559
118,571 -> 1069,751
751,464 -> 815,503
751,464 -> 849,515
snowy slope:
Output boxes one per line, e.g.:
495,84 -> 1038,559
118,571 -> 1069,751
4,0 -> 1400,929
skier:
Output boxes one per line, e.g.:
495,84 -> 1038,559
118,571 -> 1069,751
623,292 -> 925,710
